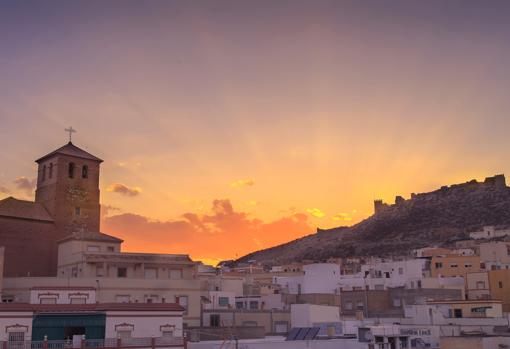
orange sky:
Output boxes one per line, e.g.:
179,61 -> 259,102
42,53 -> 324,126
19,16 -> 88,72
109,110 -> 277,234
1,1 -> 510,264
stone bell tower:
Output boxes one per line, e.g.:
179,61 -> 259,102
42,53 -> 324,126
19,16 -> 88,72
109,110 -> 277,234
35,138 -> 103,237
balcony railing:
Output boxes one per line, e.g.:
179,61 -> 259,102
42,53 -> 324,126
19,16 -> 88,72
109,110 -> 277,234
3,337 -> 185,349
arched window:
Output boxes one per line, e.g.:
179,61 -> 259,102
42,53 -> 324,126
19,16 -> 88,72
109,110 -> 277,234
49,163 -> 53,179
82,165 -> 89,179
68,162 -> 75,179
42,165 -> 46,181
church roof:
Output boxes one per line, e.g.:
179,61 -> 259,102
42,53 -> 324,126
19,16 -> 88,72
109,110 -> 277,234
0,197 -> 54,222
57,230 -> 123,244
35,142 -> 103,163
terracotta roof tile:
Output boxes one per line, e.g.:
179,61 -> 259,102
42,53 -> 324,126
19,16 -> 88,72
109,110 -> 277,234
36,142 -> 103,163
58,231 -> 123,243
0,303 -> 184,313
0,197 -> 53,222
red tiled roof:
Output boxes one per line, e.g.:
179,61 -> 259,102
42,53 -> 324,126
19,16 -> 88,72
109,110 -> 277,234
0,197 -> 53,222
36,142 -> 103,163
30,286 -> 96,291
0,303 -> 184,313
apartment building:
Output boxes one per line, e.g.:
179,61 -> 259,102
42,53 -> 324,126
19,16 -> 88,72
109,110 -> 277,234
430,255 -> 482,277
488,269 -> 510,312
2,230 -> 202,326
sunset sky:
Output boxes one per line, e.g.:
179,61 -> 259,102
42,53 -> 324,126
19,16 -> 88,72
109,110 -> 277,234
1,1 -> 510,264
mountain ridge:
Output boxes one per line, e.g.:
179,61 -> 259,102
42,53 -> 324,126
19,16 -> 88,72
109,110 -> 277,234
237,174 -> 510,265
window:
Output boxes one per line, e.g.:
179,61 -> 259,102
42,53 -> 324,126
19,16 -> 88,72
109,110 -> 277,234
74,207 -> 81,216
274,321 -> 289,333
398,267 -> 404,275
72,267 -> 78,277
393,298 -> 401,307
42,165 -> 46,181
117,267 -> 127,278
177,296 -> 188,314
236,301 -> 244,309
218,297 -> 229,307
465,263 -> 472,268
499,281 -> 503,288
210,314 -> 220,327
169,269 -> 183,279
476,281 -> 485,289
87,245 -> 100,252
2,295 -> 14,303
162,330 -> 174,338
8,332 -> 25,344
144,268 -> 157,279
107,246 -> 115,252
68,162 -> 75,178
345,301 -> 353,310
70,297 -> 86,304
40,298 -> 57,304
49,163 -> 53,178
471,307 -> 488,316
417,280 -> 422,289
453,309 -> 463,318
116,295 -> 130,303
435,262 -> 443,269
356,301 -> 364,310
117,331 -> 132,340
449,263 -> 458,268
249,301 -> 258,310
82,165 -> 88,179
96,266 -> 104,277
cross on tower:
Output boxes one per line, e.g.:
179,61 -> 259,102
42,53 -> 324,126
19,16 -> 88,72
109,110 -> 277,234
65,126 -> 77,143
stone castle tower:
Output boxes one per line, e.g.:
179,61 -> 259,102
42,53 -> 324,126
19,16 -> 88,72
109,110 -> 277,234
35,142 -> 103,235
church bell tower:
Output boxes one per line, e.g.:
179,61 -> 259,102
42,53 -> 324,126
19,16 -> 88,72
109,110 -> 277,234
34,134 -> 103,236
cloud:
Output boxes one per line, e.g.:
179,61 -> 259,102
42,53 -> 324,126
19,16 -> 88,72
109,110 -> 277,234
13,177 -> 36,194
107,183 -> 142,196
332,213 -> 353,221
306,208 -> 326,218
101,204 -> 121,218
102,199 -> 312,262
0,186 -> 9,194
230,179 -> 255,188
246,200 -> 259,206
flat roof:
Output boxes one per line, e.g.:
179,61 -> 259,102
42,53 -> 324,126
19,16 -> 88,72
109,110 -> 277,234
0,303 -> 184,313
427,300 -> 502,305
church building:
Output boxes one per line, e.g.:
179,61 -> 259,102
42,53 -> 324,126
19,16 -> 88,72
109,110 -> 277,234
0,141 -> 103,277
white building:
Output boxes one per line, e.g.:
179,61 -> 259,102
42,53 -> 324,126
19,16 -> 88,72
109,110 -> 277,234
291,304 -> 341,336
0,302 -> 184,344
339,259 -> 428,291
274,264 -> 340,295
478,241 -> 510,270
470,226 -> 510,240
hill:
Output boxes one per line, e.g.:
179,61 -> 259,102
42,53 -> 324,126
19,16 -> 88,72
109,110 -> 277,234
238,174 -> 510,265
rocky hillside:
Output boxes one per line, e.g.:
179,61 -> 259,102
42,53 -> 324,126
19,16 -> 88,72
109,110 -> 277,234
238,174 -> 510,265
